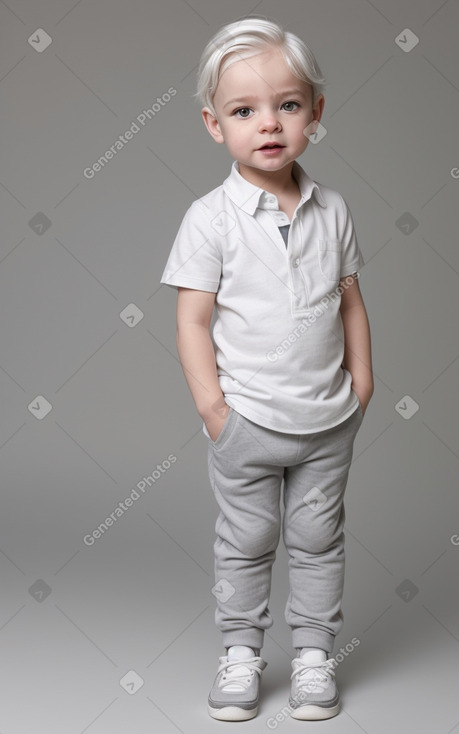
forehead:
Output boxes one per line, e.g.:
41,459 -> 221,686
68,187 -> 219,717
214,46 -> 312,103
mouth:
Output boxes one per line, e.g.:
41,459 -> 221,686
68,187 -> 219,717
258,143 -> 285,150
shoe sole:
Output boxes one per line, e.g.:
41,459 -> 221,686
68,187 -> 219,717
290,703 -> 340,720
208,704 -> 258,721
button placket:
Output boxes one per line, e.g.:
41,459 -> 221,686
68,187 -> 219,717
272,211 -> 290,226
289,217 -> 310,316
262,198 -> 291,252
255,209 -> 290,259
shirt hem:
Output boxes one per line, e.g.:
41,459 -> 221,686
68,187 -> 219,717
340,260 -> 364,278
223,395 -> 361,435
160,274 -> 219,292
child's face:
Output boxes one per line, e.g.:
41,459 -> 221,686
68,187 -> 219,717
202,45 -> 324,176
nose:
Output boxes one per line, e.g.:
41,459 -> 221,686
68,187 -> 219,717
258,108 -> 281,133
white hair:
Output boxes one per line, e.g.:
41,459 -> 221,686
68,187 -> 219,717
195,15 -> 327,117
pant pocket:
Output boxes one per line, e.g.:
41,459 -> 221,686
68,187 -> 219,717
354,401 -> 364,428
209,407 -> 240,450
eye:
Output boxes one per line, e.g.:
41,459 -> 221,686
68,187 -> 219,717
234,107 -> 253,119
281,101 -> 300,112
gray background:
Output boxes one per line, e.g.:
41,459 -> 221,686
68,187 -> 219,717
0,0 -> 458,732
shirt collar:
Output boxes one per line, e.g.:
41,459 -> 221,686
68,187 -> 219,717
222,159 -> 327,215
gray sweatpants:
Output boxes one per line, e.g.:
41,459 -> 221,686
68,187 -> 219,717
207,403 -> 364,654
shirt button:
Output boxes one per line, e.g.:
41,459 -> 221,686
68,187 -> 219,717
293,258 -> 300,268
266,195 -> 276,205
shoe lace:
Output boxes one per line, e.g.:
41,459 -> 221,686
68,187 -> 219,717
291,659 -> 336,692
218,656 -> 264,692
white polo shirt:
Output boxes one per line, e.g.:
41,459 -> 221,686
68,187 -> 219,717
160,160 -> 364,434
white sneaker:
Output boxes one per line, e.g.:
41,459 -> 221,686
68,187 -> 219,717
208,646 -> 267,721
289,650 -> 339,720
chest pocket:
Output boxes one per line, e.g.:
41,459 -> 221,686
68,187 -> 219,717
317,240 -> 342,282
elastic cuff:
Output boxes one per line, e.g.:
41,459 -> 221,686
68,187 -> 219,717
292,629 -> 335,654
222,628 -> 264,650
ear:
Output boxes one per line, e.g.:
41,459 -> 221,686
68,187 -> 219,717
201,107 -> 225,144
312,94 -> 325,124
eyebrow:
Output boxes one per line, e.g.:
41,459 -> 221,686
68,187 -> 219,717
223,89 -> 308,110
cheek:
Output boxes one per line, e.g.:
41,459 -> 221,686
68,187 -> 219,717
224,124 -> 249,148
292,115 -> 313,139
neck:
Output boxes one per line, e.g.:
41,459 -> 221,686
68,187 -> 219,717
237,161 -> 299,197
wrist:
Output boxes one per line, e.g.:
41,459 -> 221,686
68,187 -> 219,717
198,394 -> 228,422
351,376 -> 374,397
352,383 -> 374,413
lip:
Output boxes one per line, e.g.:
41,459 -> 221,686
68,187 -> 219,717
258,147 -> 285,156
257,142 -> 285,151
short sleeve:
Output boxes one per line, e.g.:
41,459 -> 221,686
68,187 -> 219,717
339,196 -> 365,278
160,201 -> 222,292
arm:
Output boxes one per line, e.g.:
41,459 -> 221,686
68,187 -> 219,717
176,287 -> 229,441
339,275 -> 374,415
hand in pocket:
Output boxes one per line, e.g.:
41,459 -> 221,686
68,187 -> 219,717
206,403 -> 230,442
